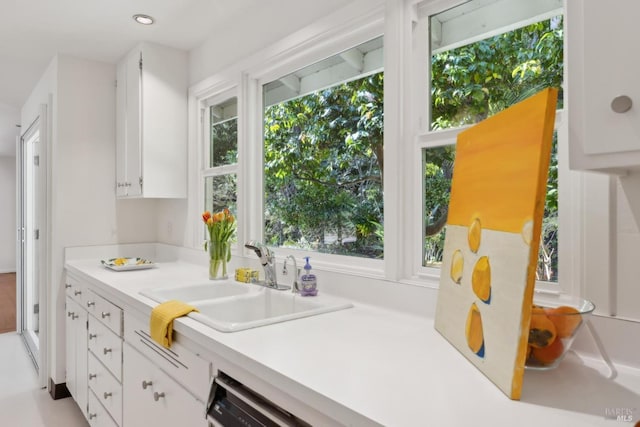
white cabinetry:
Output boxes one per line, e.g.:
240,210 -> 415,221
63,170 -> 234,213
568,0 -> 640,173
65,276 -> 88,417
123,343 -> 208,427
122,310 -> 209,427
86,289 -> 124,426
115,42 -> 187,198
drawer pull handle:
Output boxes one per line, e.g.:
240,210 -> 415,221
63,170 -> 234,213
89,373 -> 96,380
74,290 -> 82,296
89,333 -> 97,340
88,413 -> 97,420
87,301 -> 95,307
68,312 -> 78,320
103,348 -> 112,355
67,311 -> 74,318
103,392 -> 112,399
101,312 -> 111,319
153,392 -> 165,402
65,284 -> 72,289
142,380 -> 153,390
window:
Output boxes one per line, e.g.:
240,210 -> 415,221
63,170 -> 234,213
202,94 -> 238,238
262,36 -> 384,259
418,0 -> 564,284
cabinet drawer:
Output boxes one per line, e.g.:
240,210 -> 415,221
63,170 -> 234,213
88,316 -> 123,380
88,352 -> 122,426
123,343 -> 207,427
124,311 -> 210,401
88,389 -> 119,427
87,290 -> 123,336
65,274 -> 86,305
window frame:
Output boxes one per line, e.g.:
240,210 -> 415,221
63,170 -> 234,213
191,10 -> 387,277
407,0 -> 579,296
189,0 -> 581,297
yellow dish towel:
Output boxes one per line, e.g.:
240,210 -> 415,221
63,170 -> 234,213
150,300 -> 199,349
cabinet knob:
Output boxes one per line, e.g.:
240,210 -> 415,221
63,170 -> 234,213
87,301 -> 95,308
89,333 -> 97,340
103,392 -> 112,399
88,413 -> 97,420
153,392 -> 165,402
65,284 -> 72,289
89,373 -> 97,380
101,311 -> 111,319
72,313 -> 78,320
611,95 -> 633,113
103,347 -> 112,355
67,311 -> 74,318
142,380 -> 153,390
74,290 -> 82,296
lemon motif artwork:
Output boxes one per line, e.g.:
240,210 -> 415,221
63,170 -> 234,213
434,88 -> 558,400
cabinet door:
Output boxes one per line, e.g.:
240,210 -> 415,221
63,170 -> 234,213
123,343 -> 207,427
125,48 -> 142,197
115,60 -> 127,197
65,297 -> 88,417
569,0 -> 640,171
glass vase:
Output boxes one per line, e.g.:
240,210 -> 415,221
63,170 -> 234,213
208,240 -> 230,280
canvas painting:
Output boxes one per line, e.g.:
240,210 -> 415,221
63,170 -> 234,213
434,88 -> 558,400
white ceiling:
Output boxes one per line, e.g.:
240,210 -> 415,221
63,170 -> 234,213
0,0 -> 285,157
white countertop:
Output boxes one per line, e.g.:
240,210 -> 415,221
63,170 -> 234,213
65,258 -> 640,426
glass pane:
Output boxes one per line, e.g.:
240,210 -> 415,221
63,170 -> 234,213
423,145 -> 455,267
263,37 -> 384,258
204,174 -> 237,216
430,1 -> 563,130
422,134 -> 559,283
209,97 -> 238,167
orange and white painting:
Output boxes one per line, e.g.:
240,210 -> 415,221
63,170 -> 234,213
434,88 -> 558,400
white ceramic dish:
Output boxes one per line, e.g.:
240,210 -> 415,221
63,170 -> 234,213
101,257 -> 155,271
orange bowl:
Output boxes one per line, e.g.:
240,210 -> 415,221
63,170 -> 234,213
525,294 -> 595,370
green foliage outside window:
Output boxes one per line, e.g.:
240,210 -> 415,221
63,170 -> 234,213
264,73 -> 384,258
426,16 -> 563,281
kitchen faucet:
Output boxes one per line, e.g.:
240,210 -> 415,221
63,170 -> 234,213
244,240 -> 279,289
282,255 -> 300,294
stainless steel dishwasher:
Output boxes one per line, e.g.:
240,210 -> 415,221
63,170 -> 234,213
207,372 -> 311,427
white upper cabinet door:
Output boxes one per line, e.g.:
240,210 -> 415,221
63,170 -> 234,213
568,0 -> 640,173
115,42 -> 187,198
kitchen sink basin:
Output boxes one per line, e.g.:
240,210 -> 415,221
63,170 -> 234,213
188,289 -> 353,332
140,282 -> 353,332
140,281 -> 253,303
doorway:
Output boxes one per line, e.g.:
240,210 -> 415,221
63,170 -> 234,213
18,107 -> 48,387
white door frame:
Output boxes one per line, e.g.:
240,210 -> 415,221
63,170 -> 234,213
16,103 -> 48,388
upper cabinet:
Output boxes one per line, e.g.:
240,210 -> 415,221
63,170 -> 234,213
116,42 -> 188,198
567,0 -> 640,174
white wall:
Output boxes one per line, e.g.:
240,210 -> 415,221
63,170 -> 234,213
188,0 -> 356,85
22,54 -> 159,386
0,156 -> 16,272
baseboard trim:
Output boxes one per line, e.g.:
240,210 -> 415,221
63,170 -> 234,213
48,378 -> 71,400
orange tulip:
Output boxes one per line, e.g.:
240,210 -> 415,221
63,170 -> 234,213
202,211 -> 211,223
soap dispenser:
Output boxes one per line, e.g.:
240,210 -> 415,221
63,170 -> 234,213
300,256 -> 317,296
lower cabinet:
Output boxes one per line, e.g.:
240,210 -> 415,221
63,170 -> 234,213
123,342 -> 208,427
65,295 -> 88,417
87,389 -> 119,427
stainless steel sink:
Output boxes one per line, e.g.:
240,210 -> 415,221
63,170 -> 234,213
140,281 -> 353,332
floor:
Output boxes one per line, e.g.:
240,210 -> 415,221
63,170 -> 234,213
0,332 -> 88,426
0,272 -> 16,333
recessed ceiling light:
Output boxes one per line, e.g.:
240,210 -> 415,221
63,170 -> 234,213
133,14 -> 154,25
